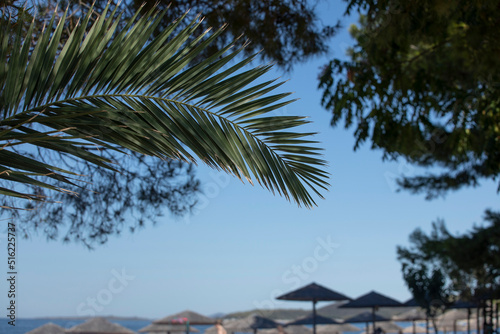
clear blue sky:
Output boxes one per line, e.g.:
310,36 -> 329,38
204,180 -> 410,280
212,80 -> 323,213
2,0 -> 499,321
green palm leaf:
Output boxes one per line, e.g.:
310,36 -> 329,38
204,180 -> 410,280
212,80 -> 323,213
0,4 -> 329,208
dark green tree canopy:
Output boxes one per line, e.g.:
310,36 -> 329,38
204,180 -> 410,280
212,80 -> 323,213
27,0 -> 339,70
320,0 -> 500,199
135,0 -> 339,70
397,210 -> 500,303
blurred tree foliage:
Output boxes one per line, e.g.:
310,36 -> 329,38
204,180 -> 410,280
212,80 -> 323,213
1,0 -> 335,248
319,0 -> 500,199
134,0 -> 339,70
6,0 -> 338,70
324,0 -> 500,318
397,210 -> 500,304
399,262 -> 450,333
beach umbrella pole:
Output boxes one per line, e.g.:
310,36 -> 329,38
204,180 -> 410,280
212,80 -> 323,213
276,281 -> 350,334
313,300 -> 317,334
495,301 -> 499,334
467,308 -> 471,334
372,307 -> 376,334
477,306 -> 481,334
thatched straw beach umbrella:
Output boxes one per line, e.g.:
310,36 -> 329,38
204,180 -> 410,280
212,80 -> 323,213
221,314 -> 279,334
358,322 -> 403,334
139,324 -> 200,334
260,325 -> 313,334
373,322 -> 403,333
26,322 -> 66,334
153,310 -> 217,334
402,325 -> 427,334
277,283 -> 351,334
435,309 -> 470,334
316,323 -> 361,333
66,318 -> 136,334
392,307 -> 428,334
449,300 -> 479,334
392,308 -> 427,322
154,310 -> 217,325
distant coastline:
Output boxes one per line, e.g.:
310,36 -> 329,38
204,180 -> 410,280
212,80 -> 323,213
20,316 -> 153,321
7,303 -> 413,323
0,317 -> 154,334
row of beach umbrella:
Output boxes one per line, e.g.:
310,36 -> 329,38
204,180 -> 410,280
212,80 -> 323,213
275,282 -> 498,334
26,318 -> 137,334
27,310 -> 488,334
26,282 -> 493,334
26,309 -> 488,334
276,283 -> 404,334
26,312 -> 213,334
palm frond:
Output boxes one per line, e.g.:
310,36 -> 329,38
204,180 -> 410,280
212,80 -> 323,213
0,4 -> 330,208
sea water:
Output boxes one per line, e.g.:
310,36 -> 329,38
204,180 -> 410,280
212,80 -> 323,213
0,318 -> 193,334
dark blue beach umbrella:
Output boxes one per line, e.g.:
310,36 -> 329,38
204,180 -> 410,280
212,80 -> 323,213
403,298 -> 419,307
340,291 -> 403,334
344,311 -> 390,323
277,282 -> 351,334
287,314 -> 340,326
344,311 -> 390,334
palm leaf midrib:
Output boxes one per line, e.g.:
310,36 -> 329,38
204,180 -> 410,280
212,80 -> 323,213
28,92 -> 296,152
22,92 -> 313,185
